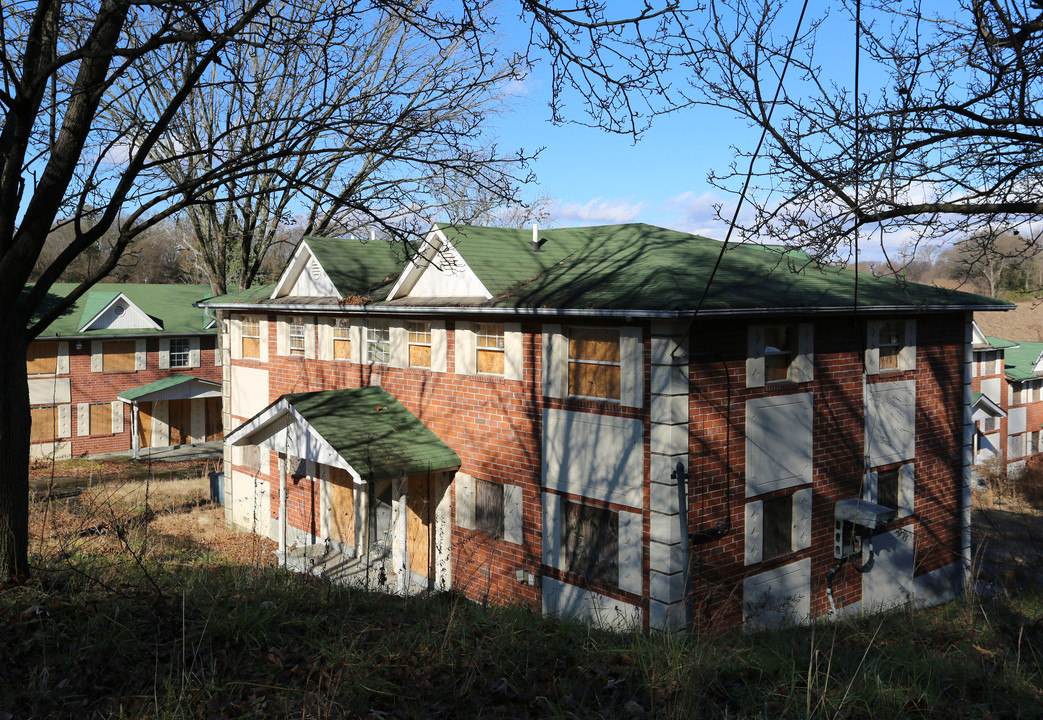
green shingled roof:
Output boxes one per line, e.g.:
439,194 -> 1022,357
305,236 -> 408,301
995,338 -> 1043,381
286,387 -> 460,480
117,374 -> 219,402
444,224 -> 1008,312
31,283 -> 217,337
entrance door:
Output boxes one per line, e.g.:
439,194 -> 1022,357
406,475 -> 434,582
205,397 -> 222,441
168,399 -> 192,446
327,467 -> 355,550
137,402 -> 154,449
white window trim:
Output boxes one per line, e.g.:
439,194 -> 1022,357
744,487 -> 812,566
865,463 -> 914,519
866,319 -> 916,375
746,323 -> 813,388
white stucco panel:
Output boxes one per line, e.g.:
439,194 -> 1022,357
230,366 -> 269,419
746,393 -> 813,497
542,577 -> 642,631
866,380 -> 916,466
405,241 -> 491,299
28,377 -> 70,405
743,557 -> 811,627
542,409 -> 644,507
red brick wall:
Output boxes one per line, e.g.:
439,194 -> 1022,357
29,335 -> 219,456
230,310 -> 969,626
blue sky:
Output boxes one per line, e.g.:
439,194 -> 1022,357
496,72 -> 758,240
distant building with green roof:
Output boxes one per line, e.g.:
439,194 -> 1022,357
203,222 -> 1013,631
27,283 -> 222,461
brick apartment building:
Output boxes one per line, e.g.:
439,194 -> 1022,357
203,224 -> 1010,630
28,283 -> 222,460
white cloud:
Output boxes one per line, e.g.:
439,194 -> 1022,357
555,197 -> 645,224
662,190 -> 750,238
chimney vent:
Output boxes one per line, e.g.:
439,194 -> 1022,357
531,223 -> 543,252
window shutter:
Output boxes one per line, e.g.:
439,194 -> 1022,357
230,319 -> 242,360
158,339 -> 170,369
389,322 -> 408,368
276,318 -> 289,356
57,404 -> 71,438
503,484 -> 523,544
189,337 -> 200,367
303,317 -> 316,359
317,318 -> 333,361
455,322 -> 476,375
349,323 -> 363,363
899,464 -> 915,518
865,321 -> 881,375
456,473 -> 475,530
745,500 -> 763,566
134,339 -> 146,370
792,488 -> 813,551
900,319 -> 916,371
431,320 -> 447,372
258,319 -> 269,362
746,325 -> 765,388
111,401 -> 124,434
865,470 -> 878,503
619,326 -> 644,408
542,324 -> 567,398
91,340 -> 103,372
56,342 -> 69,375
796,323 -> 814,383
503,322 -> 523,381
77,403 -> 90,436
617,509 -> 643,594
542,493 -> 564,569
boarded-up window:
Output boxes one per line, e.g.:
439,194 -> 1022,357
764,325 -> 796,382
568,328 -> 620,400
475,323 -> 505,375
241,444 -> 261,471
367,321 -> 390,364
103,340 -> 136,372
762,495 -> 793,562
242,318 -> 261,359
877,468 -> 899,512
30,406 -> 57,443
169,338 -> 190,368
27,342 -> 58,375
90,403 -> 112,435
333,318 -> 351,359
475,479 -> 504,538
878,321 -> 902,371
289,318 -> 306,356
564,500 -> 618,585
408,321 -> 432,368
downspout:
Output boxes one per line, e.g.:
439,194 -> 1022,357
279,456 -> 287,561
962,314 -> 975,590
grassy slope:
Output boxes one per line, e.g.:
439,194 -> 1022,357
2,468 -> 1042,719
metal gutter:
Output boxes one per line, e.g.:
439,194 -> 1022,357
195,300 -> 1015,317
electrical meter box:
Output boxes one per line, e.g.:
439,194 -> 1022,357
833,498 -> 895,559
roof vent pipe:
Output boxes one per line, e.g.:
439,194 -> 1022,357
370,229 -> 376,241
531,223 -> 543,252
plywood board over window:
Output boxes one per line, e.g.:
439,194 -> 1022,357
26,342 -> 58,375
90,403 -> 112,435
408,321 -> 432,368
568,328 -> 621,400
103,340 -> 137,372
475,323 -> 505,375
30,406 -> 57,443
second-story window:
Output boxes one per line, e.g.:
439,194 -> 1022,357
241,318 -> 261,359
568,327 -> 620,401
333,318 -> 351,360
877,321 -> 902,371
764,324 -> 797,383
169,338 -> 190,368
289,318 -> 306,356
475,323 -> 505,375
367,320 -> 390,364
408,321 -> 432,368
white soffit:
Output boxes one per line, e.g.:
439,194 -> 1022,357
387,225 -> 492,301
271,241 -> 340,300
225,400 -> 359,481
971,321 -> 991,349
79,292 -> 162,332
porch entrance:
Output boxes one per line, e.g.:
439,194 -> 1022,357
405,474 -> 452,588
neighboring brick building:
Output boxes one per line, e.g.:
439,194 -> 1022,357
204,224 -> 1010,630
28,283 -> 222,460
971,324 -> 1043,475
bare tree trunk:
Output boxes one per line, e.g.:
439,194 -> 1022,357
0,325 -> 30,583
